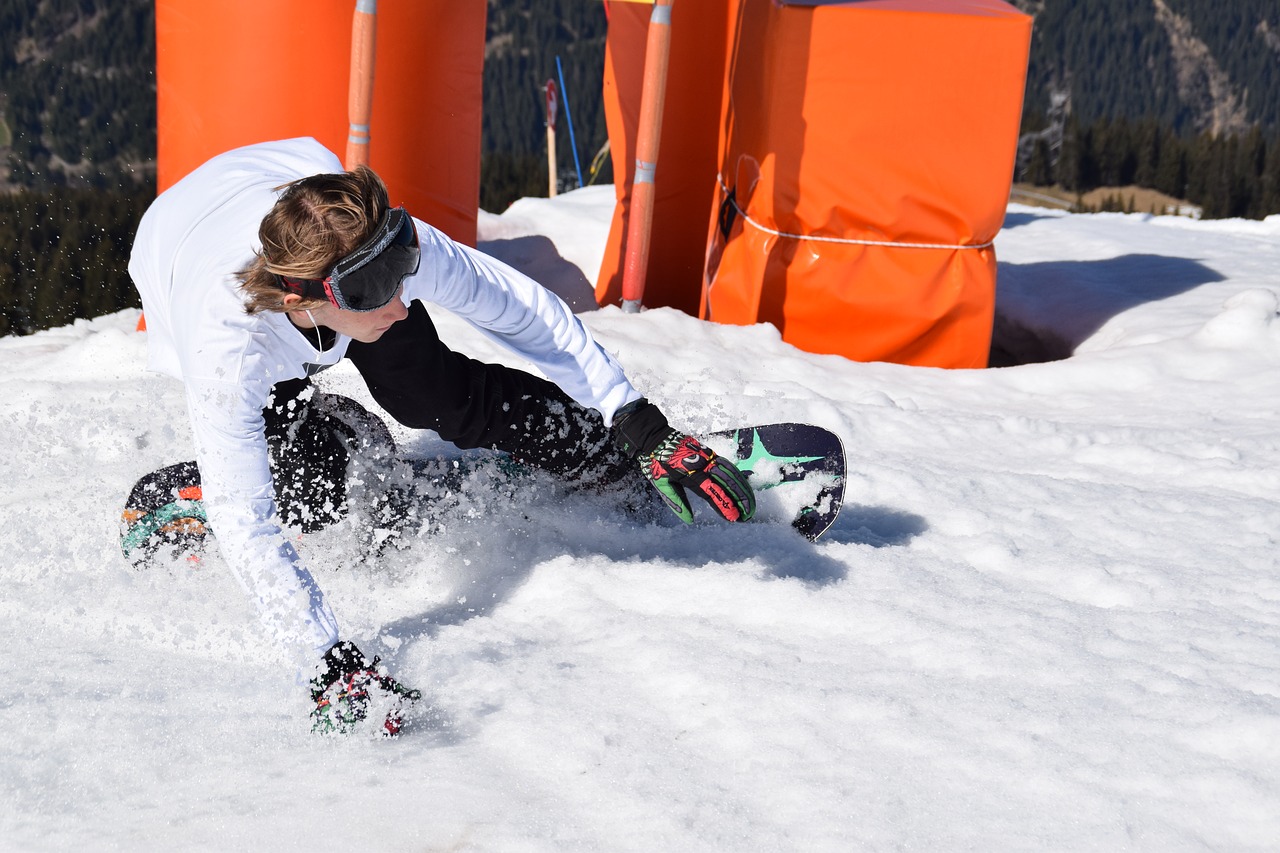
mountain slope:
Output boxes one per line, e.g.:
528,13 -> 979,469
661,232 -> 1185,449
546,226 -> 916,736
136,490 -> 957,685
1017,0 -> 1280,134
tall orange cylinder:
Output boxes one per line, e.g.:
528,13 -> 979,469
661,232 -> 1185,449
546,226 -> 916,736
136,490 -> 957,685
155,0 -> 485,245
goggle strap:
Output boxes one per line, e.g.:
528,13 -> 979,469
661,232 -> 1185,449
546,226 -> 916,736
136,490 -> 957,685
278,275 -> 340,309
322,278 -> 341,309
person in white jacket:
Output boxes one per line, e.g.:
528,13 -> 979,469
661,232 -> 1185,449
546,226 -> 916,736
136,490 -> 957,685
126,138 -> 754,735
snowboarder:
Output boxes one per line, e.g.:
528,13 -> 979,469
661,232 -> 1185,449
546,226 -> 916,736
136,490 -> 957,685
126,137 -> 755,735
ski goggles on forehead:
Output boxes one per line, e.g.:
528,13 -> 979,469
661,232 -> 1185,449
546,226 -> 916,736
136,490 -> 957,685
277,206 -> 420,312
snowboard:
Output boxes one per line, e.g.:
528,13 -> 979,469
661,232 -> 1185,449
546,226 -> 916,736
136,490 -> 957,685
119,423 -> 847,565
703,423 -> 846,542
403,422 -> 847,540
119,460 -> 209,567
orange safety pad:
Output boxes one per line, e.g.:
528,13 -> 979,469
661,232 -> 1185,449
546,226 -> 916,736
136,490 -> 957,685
703,0 -> 1031,368
595,0 -> 731,315
155,0 -> 484,245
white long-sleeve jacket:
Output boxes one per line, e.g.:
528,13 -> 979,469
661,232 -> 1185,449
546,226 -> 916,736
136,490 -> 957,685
128,138 -> 641,658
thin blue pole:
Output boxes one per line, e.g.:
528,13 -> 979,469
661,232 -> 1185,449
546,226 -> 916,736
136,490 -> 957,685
556,55 -> 585,189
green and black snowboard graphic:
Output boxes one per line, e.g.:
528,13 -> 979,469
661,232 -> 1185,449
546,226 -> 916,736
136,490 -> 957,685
119,460 -> 209,567
704,423 -> 845,542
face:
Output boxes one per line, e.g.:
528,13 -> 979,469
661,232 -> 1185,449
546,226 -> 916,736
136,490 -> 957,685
285,285 -> 408,343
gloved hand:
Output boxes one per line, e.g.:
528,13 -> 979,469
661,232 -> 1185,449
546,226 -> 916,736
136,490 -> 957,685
613,399 -> 756,524
310,641 -> 420,737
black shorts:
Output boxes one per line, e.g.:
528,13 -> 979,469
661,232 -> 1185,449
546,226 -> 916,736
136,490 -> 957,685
266,300 -> 636,529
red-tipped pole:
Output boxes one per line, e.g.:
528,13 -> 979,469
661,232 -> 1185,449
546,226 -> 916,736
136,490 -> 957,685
620,0 -> 674,314
346,0 -> 377,170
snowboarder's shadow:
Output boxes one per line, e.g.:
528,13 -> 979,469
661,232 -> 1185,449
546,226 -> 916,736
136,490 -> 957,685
383,503 -> 927,645
820,504 -> 928,548
624,519 -> 857,586
747,504 -> 927,583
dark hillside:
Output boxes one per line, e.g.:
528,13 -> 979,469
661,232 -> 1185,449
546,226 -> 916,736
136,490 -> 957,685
2,0 -> 1278,337
1015,0 -> 1280,135
0,0 -> 155,191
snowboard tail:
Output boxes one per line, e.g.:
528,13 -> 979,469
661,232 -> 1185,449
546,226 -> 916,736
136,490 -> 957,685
119,461 -> 209,566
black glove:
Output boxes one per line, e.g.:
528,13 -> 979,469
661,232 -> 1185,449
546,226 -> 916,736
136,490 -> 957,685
310,641 -> 420,737
613,399 -> 756,524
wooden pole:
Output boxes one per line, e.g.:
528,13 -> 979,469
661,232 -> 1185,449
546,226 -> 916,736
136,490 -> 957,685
620,0 -> 674,313
546,79 -> 559,198
345,0 -> 377,169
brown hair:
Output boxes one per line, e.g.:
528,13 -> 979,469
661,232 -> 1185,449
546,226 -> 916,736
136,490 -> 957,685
238,165 -> 390,314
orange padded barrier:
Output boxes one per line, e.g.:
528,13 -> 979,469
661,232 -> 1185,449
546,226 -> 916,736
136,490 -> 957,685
599,0 -> 1031,368
155,0 -> 484,245
704,0 -> 1031,368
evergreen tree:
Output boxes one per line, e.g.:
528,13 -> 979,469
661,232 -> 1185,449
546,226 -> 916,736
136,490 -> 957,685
1023,139 -> 1053,186
0,187 -> 147,337
1237,127 -> 1267,218
1261,137 -> 1280,216
1133,117 -> 1161,189
1154,127 -> 1188,198
480,0 -> 611,211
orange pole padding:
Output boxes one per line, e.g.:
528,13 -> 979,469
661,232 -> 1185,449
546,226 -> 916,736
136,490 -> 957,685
345,0 -> 377,170
619,0 -> 674,313
595,0 -> 730,316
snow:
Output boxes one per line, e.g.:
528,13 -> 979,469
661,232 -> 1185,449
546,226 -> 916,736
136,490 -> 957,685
3,188 -> 1279,850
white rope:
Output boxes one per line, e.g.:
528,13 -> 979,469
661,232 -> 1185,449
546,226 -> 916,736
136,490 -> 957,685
718,175 -> 994,251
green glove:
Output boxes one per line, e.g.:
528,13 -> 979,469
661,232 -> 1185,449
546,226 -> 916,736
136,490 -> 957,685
613,400 -> 756,524
310,641 -> 420,737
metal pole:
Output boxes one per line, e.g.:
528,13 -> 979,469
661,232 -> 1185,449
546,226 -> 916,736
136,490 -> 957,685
557,55 -> 585,188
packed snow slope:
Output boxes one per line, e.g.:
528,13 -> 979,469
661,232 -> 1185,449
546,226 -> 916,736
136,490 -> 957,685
2,187 -> 1278,851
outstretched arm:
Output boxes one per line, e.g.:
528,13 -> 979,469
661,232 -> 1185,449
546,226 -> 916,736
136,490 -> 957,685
403,219 -> 642,425
185,375 -> 340,659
